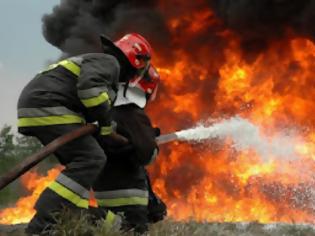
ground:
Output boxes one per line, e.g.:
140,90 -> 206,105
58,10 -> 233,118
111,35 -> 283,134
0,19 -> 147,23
1,221 -> 315,236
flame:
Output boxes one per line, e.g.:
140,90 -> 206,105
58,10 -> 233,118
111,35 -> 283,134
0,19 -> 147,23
3,0 -> 315,225
0,168 -> 61,224
147,1 -> 315,224
0,166 -> 100,224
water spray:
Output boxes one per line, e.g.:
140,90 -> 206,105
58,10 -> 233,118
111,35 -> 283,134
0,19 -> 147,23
157,116 -> 298,159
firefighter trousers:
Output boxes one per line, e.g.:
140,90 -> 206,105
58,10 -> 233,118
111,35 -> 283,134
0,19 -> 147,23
92,160 -> 149,233
21,124 -> 111,234
91,161 -> 167,234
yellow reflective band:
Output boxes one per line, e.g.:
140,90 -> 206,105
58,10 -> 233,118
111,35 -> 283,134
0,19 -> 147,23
43,60 -> 81,76
81,92 -> 110,108
100,126 -> 113,136
18,115 -> 85,127
97,197 -> 148,207
58,60 -> 81,76
48,181 -> 89,209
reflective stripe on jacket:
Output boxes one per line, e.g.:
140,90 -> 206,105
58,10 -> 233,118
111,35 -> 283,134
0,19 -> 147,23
17,106 -> 85,127
45,56 -> 117,107
17,53 -> 120,130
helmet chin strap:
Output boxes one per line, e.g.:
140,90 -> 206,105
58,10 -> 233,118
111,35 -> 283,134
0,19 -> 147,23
123,80 -> 130,97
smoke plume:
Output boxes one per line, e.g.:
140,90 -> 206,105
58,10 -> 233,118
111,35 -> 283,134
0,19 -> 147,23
43,0 -> 315,60
42,0 -> 170,57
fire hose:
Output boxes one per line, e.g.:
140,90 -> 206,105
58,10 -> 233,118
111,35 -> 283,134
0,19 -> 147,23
0,124 -> 179,191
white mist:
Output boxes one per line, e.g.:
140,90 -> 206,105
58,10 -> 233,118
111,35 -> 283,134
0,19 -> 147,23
176,116 -> 297,159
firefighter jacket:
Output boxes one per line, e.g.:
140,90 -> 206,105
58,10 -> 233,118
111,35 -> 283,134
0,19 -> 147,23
101,104 -> 158,166
17,53 -> 120,135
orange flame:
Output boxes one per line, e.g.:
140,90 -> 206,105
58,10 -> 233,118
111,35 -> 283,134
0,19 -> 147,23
147,1 -> 315,223
0,168 -> 61,224
0,166 -> 99,225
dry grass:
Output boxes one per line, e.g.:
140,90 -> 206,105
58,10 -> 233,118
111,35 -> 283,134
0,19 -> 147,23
1,215 -> 315,236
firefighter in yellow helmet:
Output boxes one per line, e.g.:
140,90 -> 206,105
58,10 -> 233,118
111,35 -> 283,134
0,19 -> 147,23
17,33 -> 153,235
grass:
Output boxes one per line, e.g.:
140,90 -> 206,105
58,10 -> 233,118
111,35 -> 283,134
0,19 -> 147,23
1,212 -> 315,236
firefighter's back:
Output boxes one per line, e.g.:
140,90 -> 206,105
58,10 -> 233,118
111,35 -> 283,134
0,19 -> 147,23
18,65 -> 83,112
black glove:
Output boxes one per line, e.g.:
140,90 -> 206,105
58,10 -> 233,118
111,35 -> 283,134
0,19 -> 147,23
100,131 -> 129,148
153,127 -> 161,137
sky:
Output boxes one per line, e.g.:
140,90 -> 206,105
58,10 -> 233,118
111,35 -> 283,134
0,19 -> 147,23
0,0 -> 61,129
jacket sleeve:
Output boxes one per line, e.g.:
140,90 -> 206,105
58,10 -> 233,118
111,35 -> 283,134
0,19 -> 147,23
77,53 -> 120,134
112,105 -> 159,166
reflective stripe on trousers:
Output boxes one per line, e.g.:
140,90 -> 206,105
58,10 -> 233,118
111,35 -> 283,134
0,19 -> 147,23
48,173 -> 90,209
95,189 -> 149,207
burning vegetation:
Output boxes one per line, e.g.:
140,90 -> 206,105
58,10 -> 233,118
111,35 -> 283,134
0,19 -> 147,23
2,0 -> 315,226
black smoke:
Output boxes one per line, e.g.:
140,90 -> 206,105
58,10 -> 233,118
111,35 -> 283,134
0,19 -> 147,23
208,0 -> 315,56
43,0 -> 315,59
42,0 -> 170,57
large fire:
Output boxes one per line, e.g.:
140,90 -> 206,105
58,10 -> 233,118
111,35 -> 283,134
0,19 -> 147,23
147,8 -> 315,223
2,1 -> 315,226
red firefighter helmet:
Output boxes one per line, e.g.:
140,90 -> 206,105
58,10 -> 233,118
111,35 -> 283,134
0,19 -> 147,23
130,65 -> 160,101
114,33 -> 152,69
100,33 -> 152,70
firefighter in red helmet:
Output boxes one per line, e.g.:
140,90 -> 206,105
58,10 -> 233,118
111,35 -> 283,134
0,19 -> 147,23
17,33 -> 154,235
92,64 -> 167,234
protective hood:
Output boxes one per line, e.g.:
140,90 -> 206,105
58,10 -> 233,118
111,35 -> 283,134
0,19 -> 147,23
114,83 -> 147,108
